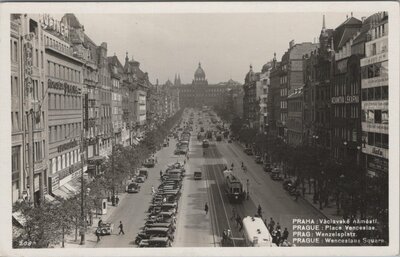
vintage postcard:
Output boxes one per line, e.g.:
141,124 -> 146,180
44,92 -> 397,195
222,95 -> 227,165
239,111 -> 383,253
0,1 -> 398,256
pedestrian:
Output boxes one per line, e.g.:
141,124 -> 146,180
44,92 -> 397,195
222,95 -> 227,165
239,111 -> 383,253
160,170 -> 163,178
230,207 -> 236,221
204,203 -> 209,215
151,186 -> 155,195
115,195 -> 120,206
276,222 -> 281,231
257,204 -> 262,217
283,228 -> 289,241
95,228 -> 101,243
118,221 -> 125,235
276,229 -> 282,244
236,215 -> 241,228
98,218 -> 103,227
269,217 -> 275,229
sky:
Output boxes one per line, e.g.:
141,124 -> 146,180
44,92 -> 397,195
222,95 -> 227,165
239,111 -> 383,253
62,12 -> 373,85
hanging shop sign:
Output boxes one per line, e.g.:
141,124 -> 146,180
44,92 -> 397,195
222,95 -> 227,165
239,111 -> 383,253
24,35 -> 33,110
48,79 -> 82,95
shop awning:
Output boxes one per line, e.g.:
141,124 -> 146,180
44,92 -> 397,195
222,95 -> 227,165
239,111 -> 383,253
44,194 -> 56,202
12,211 -> 26,227
52,177 -> 81,199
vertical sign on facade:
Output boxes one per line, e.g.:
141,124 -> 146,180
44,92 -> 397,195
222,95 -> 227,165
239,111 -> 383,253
24,35 -> 33,111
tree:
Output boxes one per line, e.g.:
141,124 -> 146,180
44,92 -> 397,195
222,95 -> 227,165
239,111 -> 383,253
13,201 -> 63,248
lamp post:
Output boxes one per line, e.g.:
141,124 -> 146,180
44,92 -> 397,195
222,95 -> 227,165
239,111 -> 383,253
356,145 -> 361,166
246,179 -> 250,200
80,130 -> 86,245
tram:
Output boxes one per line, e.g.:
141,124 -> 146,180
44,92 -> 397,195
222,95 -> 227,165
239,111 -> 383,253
222,169 -> 246,202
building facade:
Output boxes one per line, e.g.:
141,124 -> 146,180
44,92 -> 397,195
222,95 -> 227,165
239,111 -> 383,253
11,14 -> 48,204
178,63 -> 231,108
360,12 -> 388,176
43,18 -> 86,198
331,16 -> 364,163
287,87 -> 304,145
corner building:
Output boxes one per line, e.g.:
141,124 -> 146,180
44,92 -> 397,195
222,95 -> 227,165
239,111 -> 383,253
360,12 -> 388,176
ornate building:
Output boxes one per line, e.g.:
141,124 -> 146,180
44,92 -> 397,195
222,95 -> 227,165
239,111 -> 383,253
177,63 -> 233,108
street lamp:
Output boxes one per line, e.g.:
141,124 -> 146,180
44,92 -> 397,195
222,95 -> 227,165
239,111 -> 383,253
356,145 -> 361,166
246,179 -> 250,200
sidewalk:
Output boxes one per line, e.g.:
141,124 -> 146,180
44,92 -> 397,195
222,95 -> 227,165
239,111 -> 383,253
300,191 -> 341,220
52,192 -> 129,248
234,140 -> 341,220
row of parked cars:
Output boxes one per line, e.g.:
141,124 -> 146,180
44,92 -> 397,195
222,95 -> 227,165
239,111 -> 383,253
135,162 -> 186,247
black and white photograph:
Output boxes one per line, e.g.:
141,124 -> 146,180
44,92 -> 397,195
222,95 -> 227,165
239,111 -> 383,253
0,1 -> 399,256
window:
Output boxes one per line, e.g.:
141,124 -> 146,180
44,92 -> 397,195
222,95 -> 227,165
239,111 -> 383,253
382,134 -> 388,149
35,49 -> 39,67
12,146 -> 21,176
41,51 -> 43,69
367,88 -> 374,100
382,86 -> 388,100
13,41 -> 18,62
375,110 -> 382,124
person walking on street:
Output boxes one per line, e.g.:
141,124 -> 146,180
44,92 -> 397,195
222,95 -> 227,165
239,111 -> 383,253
236,215 -> 241,228
118,221 -> 125,235
98,218 -> 103,228
160,170 -> 163,179
257,204 -> 262,217
95,228 -> 101,242
204,203 -> 209,215
151,186 -> 155,195
230,207 -> 236,221
115,195 -> 120,206
276,222 -> 281,231
283,228 -> 289,241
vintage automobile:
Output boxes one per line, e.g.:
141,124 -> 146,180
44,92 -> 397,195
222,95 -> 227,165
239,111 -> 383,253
270,169 -> 284,181
138,168 -> 149,179
136,176 -> 146,183
135,227 -> 175,245
194,171 -> 202,180
263,163 -> 272,172
255,156 -> 263,164
143,158 -> 156,168
244,148 -> 253,155
96,222 -> 114,235
138,237 -> 172,247
126,182 -> 140,193
144,222 -> 176,232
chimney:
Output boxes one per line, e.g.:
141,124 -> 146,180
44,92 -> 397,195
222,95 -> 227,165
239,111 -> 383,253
361,16 -> 366,22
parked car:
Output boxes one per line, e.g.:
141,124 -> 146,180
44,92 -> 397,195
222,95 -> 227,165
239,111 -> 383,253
143,158 -> 156,168
194,171 -> 202,180
136,176 -> 146,183
139,168 -> 149,179
270,169 -> 283,181
244,148 -> 253,155
135,227 -> 174,245
263,163 -> 272,172
139,237 -> 172,247
126,182 -> 140,193
255,156 -> 263,164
